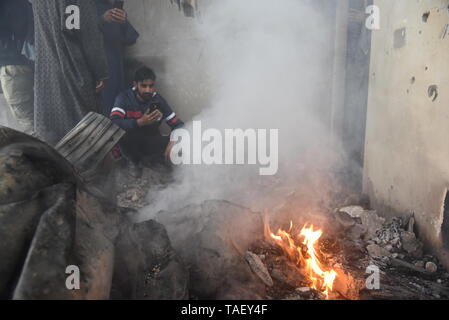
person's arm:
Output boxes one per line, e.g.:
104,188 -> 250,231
102,8 -> 126,24
165,112 -> 185,131
98,5 -> 139,47
157,95 -> 185,131
122,21 -> 139,46
110,107 -> 137,131
110,96 -> 137,131
105,7 -> 140,46
156,95 -> 184,162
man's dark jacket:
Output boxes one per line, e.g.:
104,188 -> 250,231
0,0 -> 32,67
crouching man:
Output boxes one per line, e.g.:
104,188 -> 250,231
110,66 -> 184,177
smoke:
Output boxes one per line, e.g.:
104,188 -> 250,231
138,0 -> 346,221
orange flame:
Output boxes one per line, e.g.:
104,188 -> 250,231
299,224 -> 337,298
264,214 -> 337,299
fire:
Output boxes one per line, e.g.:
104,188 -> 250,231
299,225 -> 337,298
264,214 -> 337,299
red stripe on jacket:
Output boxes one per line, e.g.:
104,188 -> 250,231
126,111 -> 143,119
111,111 -> 125,118
168,116 -> 180,124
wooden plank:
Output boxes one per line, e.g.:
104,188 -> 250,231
55,112 -> 125,175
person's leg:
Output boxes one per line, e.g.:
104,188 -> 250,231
118,136 -> 145,178
119,137 -> 143,164
141,135 -> 170,165
0,65 -> 34,135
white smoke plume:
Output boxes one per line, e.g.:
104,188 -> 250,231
138,0 -> 346,221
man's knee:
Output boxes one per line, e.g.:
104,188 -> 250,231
0,65 -> 34,105
0,66 -> 35,133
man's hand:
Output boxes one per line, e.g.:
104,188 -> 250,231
102,8 -> 127,24
95,80 -> 105,93
137,109 -> 163,127
164,141 -> 175,163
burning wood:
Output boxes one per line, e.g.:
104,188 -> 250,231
263,212 -> 338,299
244,251 -> 274,287
270,257 -> 308,288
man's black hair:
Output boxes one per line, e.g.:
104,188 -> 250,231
134,66 -> 156,83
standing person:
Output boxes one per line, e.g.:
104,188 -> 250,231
0,0 -> 35,135
33,0 -> 108,145
95,0 -> 139,116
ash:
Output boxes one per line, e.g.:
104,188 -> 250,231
115,163 -> 174,210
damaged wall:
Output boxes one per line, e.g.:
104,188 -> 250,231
124,0 -> 210,121
364,0 -> 449,267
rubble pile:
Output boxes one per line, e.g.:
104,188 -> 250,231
114,165 -> 449,300
239,205 -> 449,300
116,163 -> 174,209
338,206 -> 432,263
333,206 -> 448,299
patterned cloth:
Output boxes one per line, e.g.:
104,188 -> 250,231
33,0 -> 108,145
